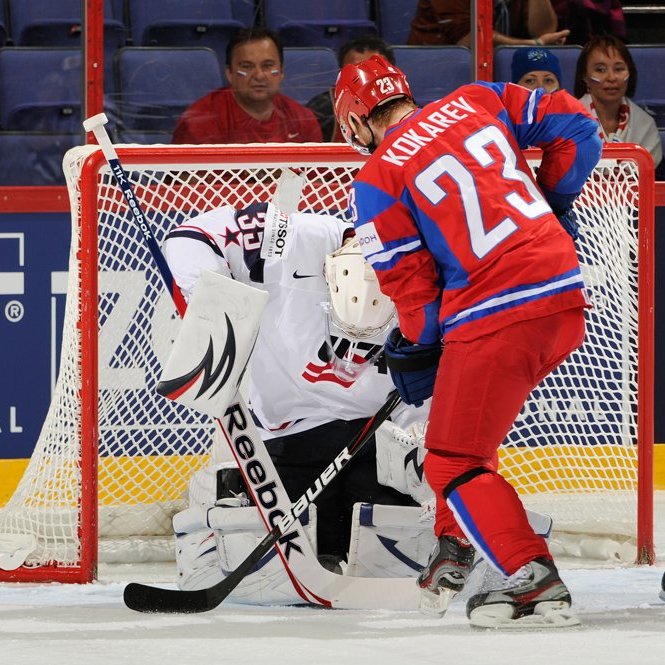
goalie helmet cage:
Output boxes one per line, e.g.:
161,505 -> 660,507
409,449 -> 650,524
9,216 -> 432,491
0,143 -> 654,583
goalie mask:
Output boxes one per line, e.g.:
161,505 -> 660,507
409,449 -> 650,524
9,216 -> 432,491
323,238 -> 395,381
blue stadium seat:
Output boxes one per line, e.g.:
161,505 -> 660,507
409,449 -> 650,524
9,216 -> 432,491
0,132 -> 81,185
376,0 -> 418,45
114,47 -> 223,133
128,0 -> 245,62
393,46 -> 472,106
0,48 -> 82,132
281,47 -> 339,105
230,0 -> 259,28
7,0 -> 124,92
8,0 -> 126,51
630,46 -> 665,130
109,0 -> 125,21
493,45 -> 583,95
263,0 -> 377,50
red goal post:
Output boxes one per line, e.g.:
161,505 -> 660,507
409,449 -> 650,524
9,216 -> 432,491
0,143 -> 654,582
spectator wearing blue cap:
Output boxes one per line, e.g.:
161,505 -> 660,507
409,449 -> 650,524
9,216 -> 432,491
511,46 -> 562,93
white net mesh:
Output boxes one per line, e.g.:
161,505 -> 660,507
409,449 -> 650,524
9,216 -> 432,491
0,144 -> 651,578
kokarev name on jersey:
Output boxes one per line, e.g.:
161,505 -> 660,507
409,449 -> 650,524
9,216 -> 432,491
381,96 -> 477,167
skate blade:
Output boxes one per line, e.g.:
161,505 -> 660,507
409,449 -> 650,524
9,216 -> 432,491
469,601 -> 582,630
419,587 -> 457,617
659,590 -> 665,602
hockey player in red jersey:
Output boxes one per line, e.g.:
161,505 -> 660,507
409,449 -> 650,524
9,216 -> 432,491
334,55 -> 602,628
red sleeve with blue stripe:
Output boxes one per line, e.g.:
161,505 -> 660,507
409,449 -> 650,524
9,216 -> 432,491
482,81 -> 602,209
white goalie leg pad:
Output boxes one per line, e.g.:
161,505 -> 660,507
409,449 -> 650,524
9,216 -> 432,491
375,420 -> 433,505
347,501 -> 553,583
174,501 -> 318,605
346,503 -> 436,578
157,270 -> 269,418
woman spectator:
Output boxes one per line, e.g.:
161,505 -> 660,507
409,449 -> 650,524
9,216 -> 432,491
574,35 -> 662,170
511,46 -> 562,92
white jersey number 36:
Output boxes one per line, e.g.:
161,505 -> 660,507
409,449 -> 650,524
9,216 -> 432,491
414,125 -> 549,259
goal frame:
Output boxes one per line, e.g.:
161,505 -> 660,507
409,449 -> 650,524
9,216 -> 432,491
0,143 -> 654,582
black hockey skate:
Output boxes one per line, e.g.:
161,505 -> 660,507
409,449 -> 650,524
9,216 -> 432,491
417,535 -> 475,616
660,571 -> 665,602
466,557 -> 580,629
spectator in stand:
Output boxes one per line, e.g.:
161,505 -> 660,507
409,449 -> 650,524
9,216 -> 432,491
574,35 -> 662,170
172,28 -> 322,144
511,46 -> 562,92
550,0 -> 627,47
408,0 -> 570,47
306,36 -> 396,142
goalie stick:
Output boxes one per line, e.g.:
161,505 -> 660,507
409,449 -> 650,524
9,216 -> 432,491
124,389 -> 401,613
83,114 -> 422,612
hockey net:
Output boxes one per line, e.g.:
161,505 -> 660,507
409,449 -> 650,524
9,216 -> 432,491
0,143 -> 653,582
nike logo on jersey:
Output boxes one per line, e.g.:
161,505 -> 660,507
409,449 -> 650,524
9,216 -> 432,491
288,132 -> 300,139
292,270 -> 317,279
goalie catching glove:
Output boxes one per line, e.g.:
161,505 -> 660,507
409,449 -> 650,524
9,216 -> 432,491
384,328 -> 442,406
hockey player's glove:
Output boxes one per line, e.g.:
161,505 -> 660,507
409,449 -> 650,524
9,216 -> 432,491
384,327 -> 442,407
539,186 -> 579,241
553,206 -> 579,241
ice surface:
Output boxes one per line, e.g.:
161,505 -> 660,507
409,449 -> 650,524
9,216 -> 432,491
2,497 -> 665,665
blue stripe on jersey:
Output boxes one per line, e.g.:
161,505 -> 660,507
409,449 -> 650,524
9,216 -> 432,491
416,210 -> 469,289
367,235 -> 423,270
422,299 -> 443,344
447,488 -> 507,575
444,268 -> 584,333
354,180 -> 399,220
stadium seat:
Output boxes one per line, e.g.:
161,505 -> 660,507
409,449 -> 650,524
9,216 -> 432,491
493,45 -> 583,95
376,0 -> 418,45
7,0 -> 124,92
393,46 -> 472,106
128,0 -> 245,62
114,47 -> 223,133
630,46 -> 665,130
7,0 -> 126,51
263,0 -> 377,50
230,0 -> 259,28
281,47 -> 339,105
0,48 -> 82,132
0,132 -> 81,185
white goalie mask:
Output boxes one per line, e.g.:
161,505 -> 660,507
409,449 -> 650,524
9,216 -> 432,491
322,238 -> 395,382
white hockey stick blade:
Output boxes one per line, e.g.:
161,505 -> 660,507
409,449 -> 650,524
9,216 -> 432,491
157,270 -> 268,418
318,575 -> 422,610
469,601 -> 581,630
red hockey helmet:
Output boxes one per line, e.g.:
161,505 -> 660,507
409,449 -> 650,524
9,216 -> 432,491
334,54 -> 413,154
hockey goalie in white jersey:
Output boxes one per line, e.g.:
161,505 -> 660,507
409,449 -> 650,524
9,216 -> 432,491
163,200 -> 439,604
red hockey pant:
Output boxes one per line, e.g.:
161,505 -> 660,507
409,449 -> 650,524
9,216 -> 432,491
424,308 -> 586,575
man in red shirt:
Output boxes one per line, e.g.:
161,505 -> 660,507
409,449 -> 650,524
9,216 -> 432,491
172,28 -> 322,144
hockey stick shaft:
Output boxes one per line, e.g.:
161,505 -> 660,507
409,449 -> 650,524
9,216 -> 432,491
123,388 -> 401,613
83,114 -> 188,315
